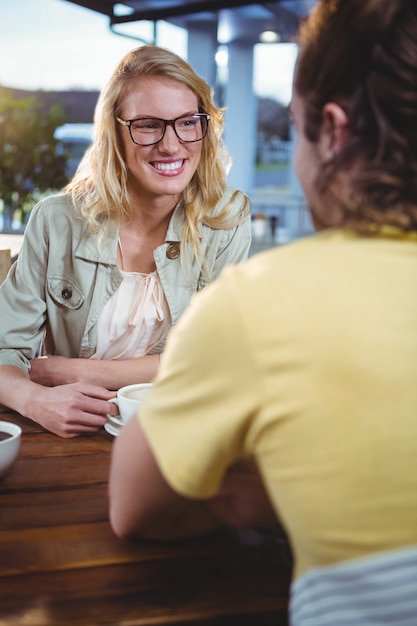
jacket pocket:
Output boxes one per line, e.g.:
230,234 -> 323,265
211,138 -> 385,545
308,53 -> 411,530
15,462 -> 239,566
47,275 -> 84,310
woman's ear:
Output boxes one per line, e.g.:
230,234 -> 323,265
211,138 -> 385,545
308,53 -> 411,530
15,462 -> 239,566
318,102 -> 349,160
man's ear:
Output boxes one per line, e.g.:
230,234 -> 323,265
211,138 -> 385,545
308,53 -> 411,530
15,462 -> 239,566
319,102 -> 349,160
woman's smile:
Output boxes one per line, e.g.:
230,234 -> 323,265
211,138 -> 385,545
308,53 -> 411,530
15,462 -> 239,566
150,159 -> 186,175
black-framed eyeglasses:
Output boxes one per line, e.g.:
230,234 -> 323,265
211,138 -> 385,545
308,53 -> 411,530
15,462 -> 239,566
116,113 -> 210,146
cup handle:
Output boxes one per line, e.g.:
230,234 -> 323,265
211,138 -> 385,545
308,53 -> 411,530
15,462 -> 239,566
107,397 -> 120,419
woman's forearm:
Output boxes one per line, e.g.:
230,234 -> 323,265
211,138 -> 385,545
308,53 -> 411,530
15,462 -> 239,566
29,354 -> 160,390
71,354 -> 160,388
0,365 -> 39,416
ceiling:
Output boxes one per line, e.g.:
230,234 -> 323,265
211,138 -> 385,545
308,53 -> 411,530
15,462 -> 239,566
63,1 -> 315,45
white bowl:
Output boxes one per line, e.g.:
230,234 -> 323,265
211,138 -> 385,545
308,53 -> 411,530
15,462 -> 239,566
0,421 -> 22,478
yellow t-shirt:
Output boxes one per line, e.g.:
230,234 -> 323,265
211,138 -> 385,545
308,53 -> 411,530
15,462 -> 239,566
140,228 -> 417,580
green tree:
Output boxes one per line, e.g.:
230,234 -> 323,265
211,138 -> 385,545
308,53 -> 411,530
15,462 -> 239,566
0,88 -> 69,229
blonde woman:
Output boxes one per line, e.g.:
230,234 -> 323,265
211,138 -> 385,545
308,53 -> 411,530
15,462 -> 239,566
0,46 -> 251,437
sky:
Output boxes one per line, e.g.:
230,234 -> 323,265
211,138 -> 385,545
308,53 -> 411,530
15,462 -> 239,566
0,0 -> 298,104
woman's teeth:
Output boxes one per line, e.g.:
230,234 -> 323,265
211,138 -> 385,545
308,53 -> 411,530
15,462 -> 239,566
153,160 -> 183,171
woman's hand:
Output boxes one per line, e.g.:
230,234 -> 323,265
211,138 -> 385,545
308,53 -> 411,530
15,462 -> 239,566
30,382 -> 118,438
0,365 -> 118,438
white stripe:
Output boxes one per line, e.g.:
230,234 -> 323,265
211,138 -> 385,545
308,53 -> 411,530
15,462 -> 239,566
291,545 -> 417,626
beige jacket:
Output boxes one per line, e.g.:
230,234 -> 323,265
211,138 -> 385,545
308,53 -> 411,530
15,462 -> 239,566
0,188 -> 251,372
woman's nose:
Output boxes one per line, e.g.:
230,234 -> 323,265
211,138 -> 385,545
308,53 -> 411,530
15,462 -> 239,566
158,124 -> 181,151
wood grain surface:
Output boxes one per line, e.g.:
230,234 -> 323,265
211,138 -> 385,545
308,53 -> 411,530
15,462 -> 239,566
0,405 -> 291,625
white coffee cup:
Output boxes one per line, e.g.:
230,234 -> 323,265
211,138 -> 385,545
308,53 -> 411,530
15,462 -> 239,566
0,421 -> 22,478
107,383 -> 152,427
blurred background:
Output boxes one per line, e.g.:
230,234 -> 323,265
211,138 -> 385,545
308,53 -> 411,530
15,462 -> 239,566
0,0 -> 317,250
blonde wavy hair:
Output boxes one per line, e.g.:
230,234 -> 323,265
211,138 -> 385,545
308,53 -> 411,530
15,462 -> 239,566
66,45 -> 251,259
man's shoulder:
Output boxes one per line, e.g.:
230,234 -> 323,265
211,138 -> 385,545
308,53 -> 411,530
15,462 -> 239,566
194,229 -> 354,309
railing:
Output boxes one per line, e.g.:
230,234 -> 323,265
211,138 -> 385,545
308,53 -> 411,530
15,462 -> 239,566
250,189 -> 314,255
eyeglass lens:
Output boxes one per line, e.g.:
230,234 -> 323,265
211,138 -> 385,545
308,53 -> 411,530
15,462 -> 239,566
129,114 -> 208,145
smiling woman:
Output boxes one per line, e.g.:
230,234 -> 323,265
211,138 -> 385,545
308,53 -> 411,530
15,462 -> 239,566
0,45 -> 252,438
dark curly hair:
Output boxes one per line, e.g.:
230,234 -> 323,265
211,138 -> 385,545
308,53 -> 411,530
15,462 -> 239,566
295,0 -> 417,232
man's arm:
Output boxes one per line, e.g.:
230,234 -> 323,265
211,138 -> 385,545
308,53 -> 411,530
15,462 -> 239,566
108,416 -> 278,540
108,416 -> 221,540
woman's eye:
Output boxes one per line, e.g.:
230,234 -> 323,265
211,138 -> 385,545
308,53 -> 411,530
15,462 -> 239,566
178,118 -> 197,128
132,119 -> 161,131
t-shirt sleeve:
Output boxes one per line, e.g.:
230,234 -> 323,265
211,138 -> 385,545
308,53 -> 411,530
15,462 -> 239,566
139,265 -> 260,500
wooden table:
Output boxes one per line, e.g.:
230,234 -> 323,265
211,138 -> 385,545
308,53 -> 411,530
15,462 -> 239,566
0,405 -> 291,625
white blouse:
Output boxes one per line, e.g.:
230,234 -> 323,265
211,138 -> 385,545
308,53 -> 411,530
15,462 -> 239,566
91,269 -> 171,360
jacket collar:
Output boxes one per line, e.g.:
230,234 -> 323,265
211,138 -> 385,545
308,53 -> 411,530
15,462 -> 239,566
74,219 -> 119,265
74,200 -> 186,265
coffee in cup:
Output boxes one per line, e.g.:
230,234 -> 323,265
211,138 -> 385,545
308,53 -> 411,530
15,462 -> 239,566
0,421 -> 22,478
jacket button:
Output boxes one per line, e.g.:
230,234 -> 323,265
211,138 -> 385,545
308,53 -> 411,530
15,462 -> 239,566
166,243 -> 180,260
62,288 -> 72,300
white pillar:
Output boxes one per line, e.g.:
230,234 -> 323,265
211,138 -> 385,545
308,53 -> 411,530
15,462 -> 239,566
188,33 -> 256,195
222,42 -> 256,194
186,22 -> 218,87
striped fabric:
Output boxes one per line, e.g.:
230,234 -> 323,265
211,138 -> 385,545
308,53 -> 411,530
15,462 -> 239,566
290,545 -> 417,626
